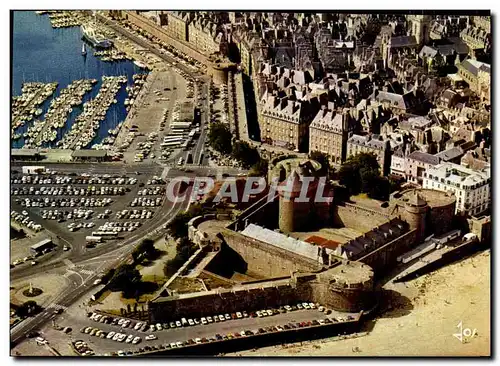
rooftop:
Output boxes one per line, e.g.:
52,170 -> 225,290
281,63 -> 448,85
241,224 -> 333,262
71,150 -> 107,158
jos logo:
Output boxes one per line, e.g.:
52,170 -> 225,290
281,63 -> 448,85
453,321 -> 477,343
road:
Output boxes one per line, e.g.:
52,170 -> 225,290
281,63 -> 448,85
11,188 -> 190,345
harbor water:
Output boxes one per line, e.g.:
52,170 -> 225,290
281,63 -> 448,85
12,11 -> 147,149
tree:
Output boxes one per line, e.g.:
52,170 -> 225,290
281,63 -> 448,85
132,238 -> 156,263
309,151 -> 330,176
108,264 -> 142,292
166,204 -> 208,239
232,141 -> 260,168
368,176 -> 392,201
163,238 -> 197,278
208,122 -> 232,155
16,301 -> 41,318
338,161 -> 361,195
249,158 -> 269,177
101,268 -> 116,284
166,212 -> 192,239
338,152 -> 384,197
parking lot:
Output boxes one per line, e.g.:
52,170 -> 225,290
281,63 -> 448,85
46,302 -> 358,356
10,164 -> 165,266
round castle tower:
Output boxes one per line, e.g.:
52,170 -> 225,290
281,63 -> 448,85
403,191 -> 428,243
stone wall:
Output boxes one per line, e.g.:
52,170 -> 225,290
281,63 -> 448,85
357,229 -> 417,274
333,202 -> 391,233
219,228 -> 323,278
148,266 -> 374,322
149,281 -> 299,322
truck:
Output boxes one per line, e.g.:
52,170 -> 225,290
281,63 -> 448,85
22,166 -> 45,175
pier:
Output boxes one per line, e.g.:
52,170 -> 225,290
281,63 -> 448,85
59,76 -> 126,150
11,82 -> 58,132
24,79 -> 95,148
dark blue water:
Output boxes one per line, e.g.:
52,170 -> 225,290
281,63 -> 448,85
12,11 -> 147,148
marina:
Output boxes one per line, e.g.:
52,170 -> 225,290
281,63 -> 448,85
24,79 -> 96,148
94,49 -> 130,62
94,73 -> 148,151
58,76 -> 127,150
47,11 -> 85,29
11,82 -> 58,133
12,11 -> 147,150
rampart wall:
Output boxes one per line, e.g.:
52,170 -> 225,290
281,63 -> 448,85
333,202 -> 391,233
220,228 -> 323,278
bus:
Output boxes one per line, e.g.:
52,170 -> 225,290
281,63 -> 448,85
163,136 -> 184,143
170,129 -> 188,135
170,122 -> 192,129
161,141 -> 182,148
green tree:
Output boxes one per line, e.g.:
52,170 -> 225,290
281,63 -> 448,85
166,212 -> 192,239
101,268 -> 116,284
368,176 -> 392,201
16,301 -> 41,318
309,151 -> 330,176
249,158 -> 269,177
338,161 -> 361,195
338,152 -> 384,197
162,238 -> 197,278
208,122 -> 232,155
132,238 -> 156,263
108,264 -> 142,292
232,141 -> 260,168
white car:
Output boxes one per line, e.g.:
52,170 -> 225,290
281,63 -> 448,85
134,322 -> 143,330
201,317 -> 207,325
302,303 -> 310,310
175,321 -> 182,327
132,336 -> 141,344
125,335 -> 134,343
145,334 -> 157,341
106,331 -> 116,339
206,316 -> 213,323
236,312 -> 243,319
188,319 -> 194,326
155,323 -> 162,331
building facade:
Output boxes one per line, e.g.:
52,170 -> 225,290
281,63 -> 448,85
423,162 -> 491,216
309,108 -> 357,165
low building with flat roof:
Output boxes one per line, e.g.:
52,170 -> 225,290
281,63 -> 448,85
30,239 -> 53,255
71,150 -> 108,162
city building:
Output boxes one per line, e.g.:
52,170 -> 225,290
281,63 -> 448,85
456,59 -> 491,104
309,106 -> 358,165
260,94 -> 319,152
405,151 -> 440,185
423,162 -> 491,216
346,133 -> 400,176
